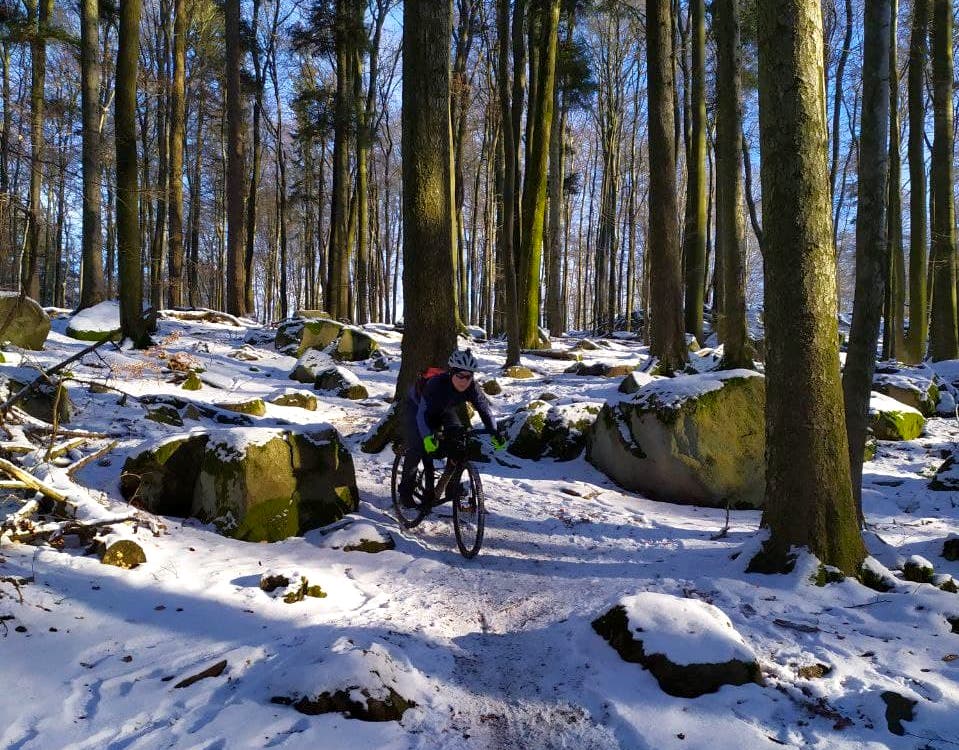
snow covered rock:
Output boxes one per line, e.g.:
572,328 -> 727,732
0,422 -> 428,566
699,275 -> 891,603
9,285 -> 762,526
314,366 -> 369,400
323,522 -> 395,553
943,537 -> 959,561
65,300 -> 122,342
214,397 -> 267,417
0,293 -> 49,349
618,371 -> 658,394
503,365 -> 535,379
868,392 -> 925,441
290,349 -> 332,383
480,377 -> 503,395
587,370 -> 765,509
872,363 -> 940,417
502,399 -> 602,461
900,555 -> 934,584
360,402 -> 400,454
274,319 -> 305,354
930,453 -> 959,491
592,592 -> 761,698
98,537 -> 147,569
565,361 -> 636,378
120,426 -> 358,542
269,638 -> 420,722
0,370 -> 72,424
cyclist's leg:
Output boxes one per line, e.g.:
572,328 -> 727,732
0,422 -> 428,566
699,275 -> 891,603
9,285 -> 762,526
398,399 -> 425,500
441,410 -> 467,500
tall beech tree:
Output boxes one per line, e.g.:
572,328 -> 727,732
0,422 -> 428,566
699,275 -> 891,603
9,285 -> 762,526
713,0 -> 750,369
79,0 -> 106,310
224,0 -> 246,316
166,0 -> 186,308
116,0 -> 148,345
843,0 -> 891,517
646,0 -> 686,373
682,0 -> 706,344
751,0 -> 865,575
397,0 -> 457,399
927,0 -> 957,361
883,0 -> 905,361
903,0 -> 928,362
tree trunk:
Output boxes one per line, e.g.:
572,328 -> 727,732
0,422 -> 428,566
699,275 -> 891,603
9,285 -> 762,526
883,0 -> 905,361
903,0 -> 928,362
545,50 -> 567,337
353,0 -> 370,324
828,0 -> 853,207
245,0 -> 263,314
79,0 -> 106,310
167,0 -> 186,308
116,0 -> 148,345
752,0 -> 865,575
714,0 -> 751,368
188,95 -> 204,308
927,0 -> 957,361
22,0 -> 52,300
842,0 -> 891,518
646,0 -> 687,373
398,0 -> 458,398
224,0 -> 247,316
497,0 -> 522,366
682,0 -> 706,344
518,0 -> 560,349
269,0 -> 289,319
327,0 -> 354,320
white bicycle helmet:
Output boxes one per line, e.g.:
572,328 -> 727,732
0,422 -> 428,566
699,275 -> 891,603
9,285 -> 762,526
448,348 -> 479,372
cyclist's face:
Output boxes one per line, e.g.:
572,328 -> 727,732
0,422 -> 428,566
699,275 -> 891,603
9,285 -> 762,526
451,369 -> 473,392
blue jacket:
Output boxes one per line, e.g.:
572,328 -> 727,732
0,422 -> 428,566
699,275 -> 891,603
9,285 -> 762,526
408,373 -> 496,439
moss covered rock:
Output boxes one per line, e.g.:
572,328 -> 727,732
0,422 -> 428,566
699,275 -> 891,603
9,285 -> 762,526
100,538 -> 147,569
360,402 -> 400,454
299,318 -> 345,355
145,404 -> 184,426
4,376 -> 72,424
503,365 -> 535,379
587,370 -> 765,508
481,378 -> 503,396
868,392 -> 925,441
502,400 -> 601,461
0,293 -> 50,349
275,319 -> 305,354
181,371 -> 202,390
65,300 -> 122,342
215,398 -> 267,417
592,594 -> 762,698
269,389 -> 318,411
565,361 -> 637,377
901,555 -> 934,584
618,371 -> 658,394
120,427 -> 358,542
333,327 -> 379,362
943,537 -> 959,561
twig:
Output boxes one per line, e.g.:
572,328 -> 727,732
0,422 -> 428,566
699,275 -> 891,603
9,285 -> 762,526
0,457 -> 69,503
44,381 -> 66,460
843,598 -> 893,609
66,440 -> 118,478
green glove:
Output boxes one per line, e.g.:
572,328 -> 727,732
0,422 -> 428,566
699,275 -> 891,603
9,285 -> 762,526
491,433 -> 507,451
423,434 -> 439,454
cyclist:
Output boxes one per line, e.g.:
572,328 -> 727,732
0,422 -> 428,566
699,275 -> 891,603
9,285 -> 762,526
398,348 -> 506,508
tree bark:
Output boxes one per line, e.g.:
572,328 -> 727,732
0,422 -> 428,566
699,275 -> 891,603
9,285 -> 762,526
79,0 -> 106,310
245,0 -> 263,314
167,0 -> 186,308
116,0 -> 148,345
714,0 -> 751,368
842,0 -> 891,518
883,0 -> 905,361
682,0 -> 706,344
397,0 -> 458,398
903,0 -> 928,362
753,0 -> 865,574
927,0 -> 957,361
224,0 -> 247,316
646,0 -> 687,373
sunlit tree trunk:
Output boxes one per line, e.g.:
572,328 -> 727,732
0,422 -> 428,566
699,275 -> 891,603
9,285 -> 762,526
224,0 -> 247,316
883,0 -> 905,360
903,0 -> 928,362
752,0 -> 865,575
682,0 -> 706,344
166,0 -> 186,308
646,0 -> 686,373
79,0 -> 106,310
927,0 -> 957,361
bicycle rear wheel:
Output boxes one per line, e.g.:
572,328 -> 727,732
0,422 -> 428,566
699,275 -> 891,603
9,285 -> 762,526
452,463 -> 485,558
391,449 -> 430,529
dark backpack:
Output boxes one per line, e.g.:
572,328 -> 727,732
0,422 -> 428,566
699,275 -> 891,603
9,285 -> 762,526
415,366 -> 447,397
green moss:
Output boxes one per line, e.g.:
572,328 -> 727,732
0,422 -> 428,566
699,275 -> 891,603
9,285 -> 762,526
503,365 -> 535,379
338,384 -> 369,400
145,405 -> 184,426
859,564 -> 896,592
182,371 -> 202,390
871,409 -> 925,441
482,379 -> 503,396
270,392 -> 318,410
299,319 -> 344,355
101,539 -> 147,569
65,326 -> 121,342
217,398 -> 267,416
342,537 -> 395,553
812,565 -> 846,586
902,559 -> 934,584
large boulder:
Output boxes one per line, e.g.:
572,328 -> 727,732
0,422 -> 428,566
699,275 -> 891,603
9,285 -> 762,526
333,326 -> 379,362
872,363 -> 939,417
300,318 -> 346,355
868,392 -> 925,441
587,370 -> 765,508
592,592 -> 762,698
314,366 -> 368,400
275,319 -> 305,354
290,349 -> 332,383
1,369 -> 72,424
930,452 -> 959,491
0,293 -> 50,349
502,399 -> 602,461
120,427 -> 358,541
65,300 -> 122,342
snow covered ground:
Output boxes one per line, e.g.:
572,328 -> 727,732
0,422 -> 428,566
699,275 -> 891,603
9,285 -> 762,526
1,315 -> 958,749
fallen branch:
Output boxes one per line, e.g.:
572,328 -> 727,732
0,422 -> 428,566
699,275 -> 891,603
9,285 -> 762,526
0,457 -> 69,503
66,440 -> 118,478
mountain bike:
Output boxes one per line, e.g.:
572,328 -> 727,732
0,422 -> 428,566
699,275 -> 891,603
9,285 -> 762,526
390,426 -> 488,559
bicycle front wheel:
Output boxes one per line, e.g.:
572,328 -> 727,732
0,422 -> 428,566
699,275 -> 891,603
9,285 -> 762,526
452,462 -> 485,558
391,449 -> 430,529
